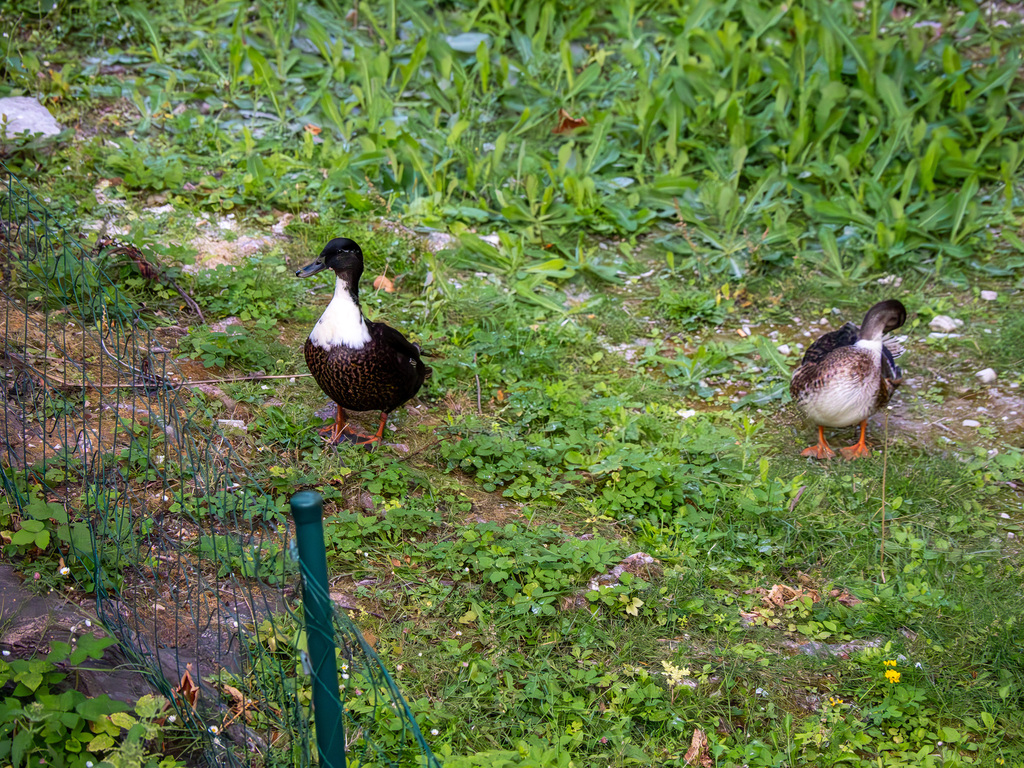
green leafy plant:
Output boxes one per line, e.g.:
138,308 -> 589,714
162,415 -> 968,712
179,319 -> 287,371
188,255 -> 310,322
0,636 -> 183,768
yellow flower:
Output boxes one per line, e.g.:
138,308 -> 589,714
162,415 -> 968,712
885,669 -> 901,684
883,659 -> 897,668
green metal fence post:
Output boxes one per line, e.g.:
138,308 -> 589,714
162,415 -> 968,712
290,490 -> 346,768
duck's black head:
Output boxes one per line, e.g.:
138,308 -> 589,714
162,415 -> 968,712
296,238 -> 364,285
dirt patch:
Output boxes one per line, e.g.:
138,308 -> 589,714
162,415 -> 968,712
184,227 -> 279,274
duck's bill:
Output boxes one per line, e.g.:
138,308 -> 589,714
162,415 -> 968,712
295,257 -> 327,278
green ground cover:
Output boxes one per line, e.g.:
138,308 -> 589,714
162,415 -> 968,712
2,0 -> 1023,765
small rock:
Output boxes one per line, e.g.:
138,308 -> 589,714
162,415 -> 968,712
0,96 -> 63,140
210,316 -> 242,332
777,344 -> 791,356
929,315 -> 961,333
980,290 -> 998,301
218,419 -> 247,431
426,232 -> 456,253
962,419 -> 981,428
975,368 -> 997,384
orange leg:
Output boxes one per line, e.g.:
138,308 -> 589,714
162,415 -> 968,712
344,411 -> 388,448
801,425 -> 836,460
318,405 -> 379,445
839,420 -> 872,460
370,411 -> 389,443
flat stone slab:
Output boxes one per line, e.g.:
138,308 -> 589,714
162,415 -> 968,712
0,565 -> 154,703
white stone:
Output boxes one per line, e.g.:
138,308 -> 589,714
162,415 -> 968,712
961,419 -> 981,428
426,232 -> 456,253
929,315 -> 961,333
928,332 -> 962,339
0,97 -> 62,139
975,368 -> 997,384
980,290 -> 998,301
777,344 -> 791,356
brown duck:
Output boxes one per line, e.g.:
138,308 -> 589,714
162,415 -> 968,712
296,238 -> 430,445
790,300 -> 906,459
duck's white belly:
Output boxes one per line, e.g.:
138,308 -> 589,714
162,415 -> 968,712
795,339 -> 885,428
799,380 -> 878,428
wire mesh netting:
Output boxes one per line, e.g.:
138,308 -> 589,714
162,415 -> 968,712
0,163 -> 439,768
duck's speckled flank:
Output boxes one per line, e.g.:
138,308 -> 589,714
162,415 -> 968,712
304,325 -> 429,414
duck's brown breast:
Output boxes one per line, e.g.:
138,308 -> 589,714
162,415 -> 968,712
305,335 -> 424,413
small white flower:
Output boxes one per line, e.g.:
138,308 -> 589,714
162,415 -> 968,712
168,715 -> 177,723
1,650 -> 9,657
209,725 -> 219,734
455,631 -> 462,636
86,763 -> 94,768
430,728 -> 439,736
85,619 -> 92,627
342,673 -> 349,680
59,566 -> 70,576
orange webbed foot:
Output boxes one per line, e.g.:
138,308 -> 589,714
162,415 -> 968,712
800,426 -> 836,460
801,442 -> 837,460
839,441 -> 873,460
838,420 -> 872,460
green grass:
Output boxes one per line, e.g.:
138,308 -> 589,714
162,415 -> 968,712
3,0 -> 1024,766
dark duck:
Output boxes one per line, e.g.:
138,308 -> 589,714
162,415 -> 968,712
296,238 -> 430,446
790,300 -> 906,460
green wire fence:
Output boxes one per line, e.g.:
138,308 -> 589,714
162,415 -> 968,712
0,163 -> 439,768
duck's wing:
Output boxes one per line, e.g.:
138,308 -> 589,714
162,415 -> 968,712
880,333 -> 905,380
798,322 -> 859,366
377,323 -> 429,367
882,344 -> 901,380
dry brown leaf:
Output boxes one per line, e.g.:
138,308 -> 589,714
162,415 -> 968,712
174,664 -> 199,711
829,588 -> 862,607
762,583 -> 820,608
553,108 -> 588,134
222,683 -> 245,708
684,728 -> 712,767
373,275 -> 395,293
304,123 -> 322,135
